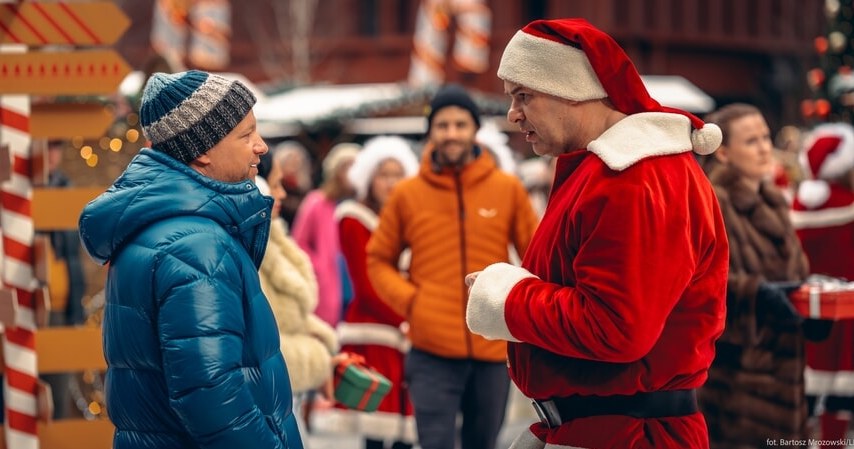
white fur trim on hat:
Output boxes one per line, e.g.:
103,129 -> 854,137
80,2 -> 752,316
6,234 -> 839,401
466,262 -> 537,342
346,135 -> 419,201
796,179 -> 832,209
498,30 -> 606,102
799,122 -> 854,180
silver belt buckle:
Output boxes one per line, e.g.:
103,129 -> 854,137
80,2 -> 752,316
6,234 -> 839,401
531,400 -> 562,428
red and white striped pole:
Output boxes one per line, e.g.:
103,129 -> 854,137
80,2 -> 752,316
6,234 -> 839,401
0,93 -> 39,449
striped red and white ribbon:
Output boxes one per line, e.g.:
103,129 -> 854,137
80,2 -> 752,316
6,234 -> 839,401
0,94 -> 39,449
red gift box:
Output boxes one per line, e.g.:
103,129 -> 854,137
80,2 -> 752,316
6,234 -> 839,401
790,276 -> 854,320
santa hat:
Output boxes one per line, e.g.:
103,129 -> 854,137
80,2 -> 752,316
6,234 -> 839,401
497,18 -> 721,155
797,122 -> 854,208
346,135 -> 419,201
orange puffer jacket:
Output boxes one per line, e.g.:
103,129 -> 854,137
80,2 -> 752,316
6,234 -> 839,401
367,144 -> 539,361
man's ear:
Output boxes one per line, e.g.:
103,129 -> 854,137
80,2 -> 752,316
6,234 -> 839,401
190,152 -> 212,169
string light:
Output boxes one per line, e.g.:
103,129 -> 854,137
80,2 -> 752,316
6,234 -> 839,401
109,138 -> 123,152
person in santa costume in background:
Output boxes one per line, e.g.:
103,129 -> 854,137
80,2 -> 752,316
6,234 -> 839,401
791,122 -> 854,444
331,135 -> 419,449
464,18 -> 728,449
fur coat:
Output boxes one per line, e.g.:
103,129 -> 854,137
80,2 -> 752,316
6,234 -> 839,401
260,218 -> 339,393
699,165 -> 810,448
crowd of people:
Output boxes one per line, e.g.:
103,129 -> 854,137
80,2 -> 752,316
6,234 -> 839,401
66,15 -> 854,449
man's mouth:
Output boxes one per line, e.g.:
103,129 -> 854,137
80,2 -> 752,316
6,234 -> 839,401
524,130 -> 536,142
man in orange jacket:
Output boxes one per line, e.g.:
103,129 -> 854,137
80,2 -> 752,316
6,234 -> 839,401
367,84 -> 539,449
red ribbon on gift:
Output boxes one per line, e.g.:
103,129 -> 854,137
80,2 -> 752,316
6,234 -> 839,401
334,352 -> 383,410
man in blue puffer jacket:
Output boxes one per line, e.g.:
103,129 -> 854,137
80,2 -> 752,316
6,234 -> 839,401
78,70 -> 303,449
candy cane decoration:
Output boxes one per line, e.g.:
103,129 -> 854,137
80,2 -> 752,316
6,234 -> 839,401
189,0 -> 231,70
451,0 -> 491,75
151,0 -> 190,70
408,0 -> 491,87
409,0 -> 450,87
152,0 -> 232,71
0,94 -> 38,449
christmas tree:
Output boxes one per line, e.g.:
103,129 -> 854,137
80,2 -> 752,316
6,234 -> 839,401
804,0 -> 854,124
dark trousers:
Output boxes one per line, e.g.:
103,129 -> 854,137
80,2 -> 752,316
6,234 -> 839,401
405,348 -> 510,449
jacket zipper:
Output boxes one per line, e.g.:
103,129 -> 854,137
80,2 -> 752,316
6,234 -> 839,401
455,171 -> 474,357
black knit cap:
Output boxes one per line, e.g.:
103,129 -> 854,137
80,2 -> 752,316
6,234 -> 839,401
426,84 -> 481,133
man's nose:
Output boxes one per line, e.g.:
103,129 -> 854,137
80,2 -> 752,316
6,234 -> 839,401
507,106 -> 522,124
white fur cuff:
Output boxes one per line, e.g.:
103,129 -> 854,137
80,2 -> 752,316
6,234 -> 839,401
466,262 -> 536,342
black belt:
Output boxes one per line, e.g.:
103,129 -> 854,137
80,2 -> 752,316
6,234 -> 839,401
531,389 -> 698,428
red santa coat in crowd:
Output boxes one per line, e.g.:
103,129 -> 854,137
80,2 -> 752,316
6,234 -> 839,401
325,199 -> 416,443
791,183 -> 854,401
466,113 -> 729,449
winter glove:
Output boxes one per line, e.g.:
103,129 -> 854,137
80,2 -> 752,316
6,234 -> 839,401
802,319 -> 834,342
756,282 -> 803,326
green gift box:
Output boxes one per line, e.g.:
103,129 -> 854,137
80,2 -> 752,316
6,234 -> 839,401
333,353 -> 392,412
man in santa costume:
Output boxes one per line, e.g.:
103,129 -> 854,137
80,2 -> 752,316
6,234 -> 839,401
465,18 -> 729,449
791,122 -> 854,444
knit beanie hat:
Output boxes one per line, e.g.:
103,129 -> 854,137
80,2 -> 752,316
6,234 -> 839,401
140,70 -> 256,163
347,135 -> 419,201
497,18 -> 721,155
426,84 -> 481,133
797,122 -> 854,208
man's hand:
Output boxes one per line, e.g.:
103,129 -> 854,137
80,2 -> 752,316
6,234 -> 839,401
321,353 -> 350,400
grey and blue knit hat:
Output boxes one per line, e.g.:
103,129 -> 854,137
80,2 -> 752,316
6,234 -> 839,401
140,70 -> 256,163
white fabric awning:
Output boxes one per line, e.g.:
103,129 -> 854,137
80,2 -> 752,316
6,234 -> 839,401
641,75 -> 716,113
120,72 -> 715,138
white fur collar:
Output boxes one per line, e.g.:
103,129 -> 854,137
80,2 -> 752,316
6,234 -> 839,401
260,218 -> 318,314
588,112 -> 693,171
334,199 -> 378,230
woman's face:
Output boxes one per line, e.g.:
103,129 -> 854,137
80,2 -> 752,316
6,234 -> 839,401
265,162 -> 287,217
715,113 -> 775,184
369,158 -> 406,207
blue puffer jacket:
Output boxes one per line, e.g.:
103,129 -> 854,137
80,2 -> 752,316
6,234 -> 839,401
79,149 -> 303,449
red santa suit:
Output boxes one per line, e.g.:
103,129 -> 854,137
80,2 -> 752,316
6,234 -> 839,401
327,200 -> 415,443
790,123 -> 854,439
466,18 -> 728,449
467,113 -> 728,449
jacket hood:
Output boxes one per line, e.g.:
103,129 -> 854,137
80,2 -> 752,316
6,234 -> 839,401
79,148 -> 273,266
